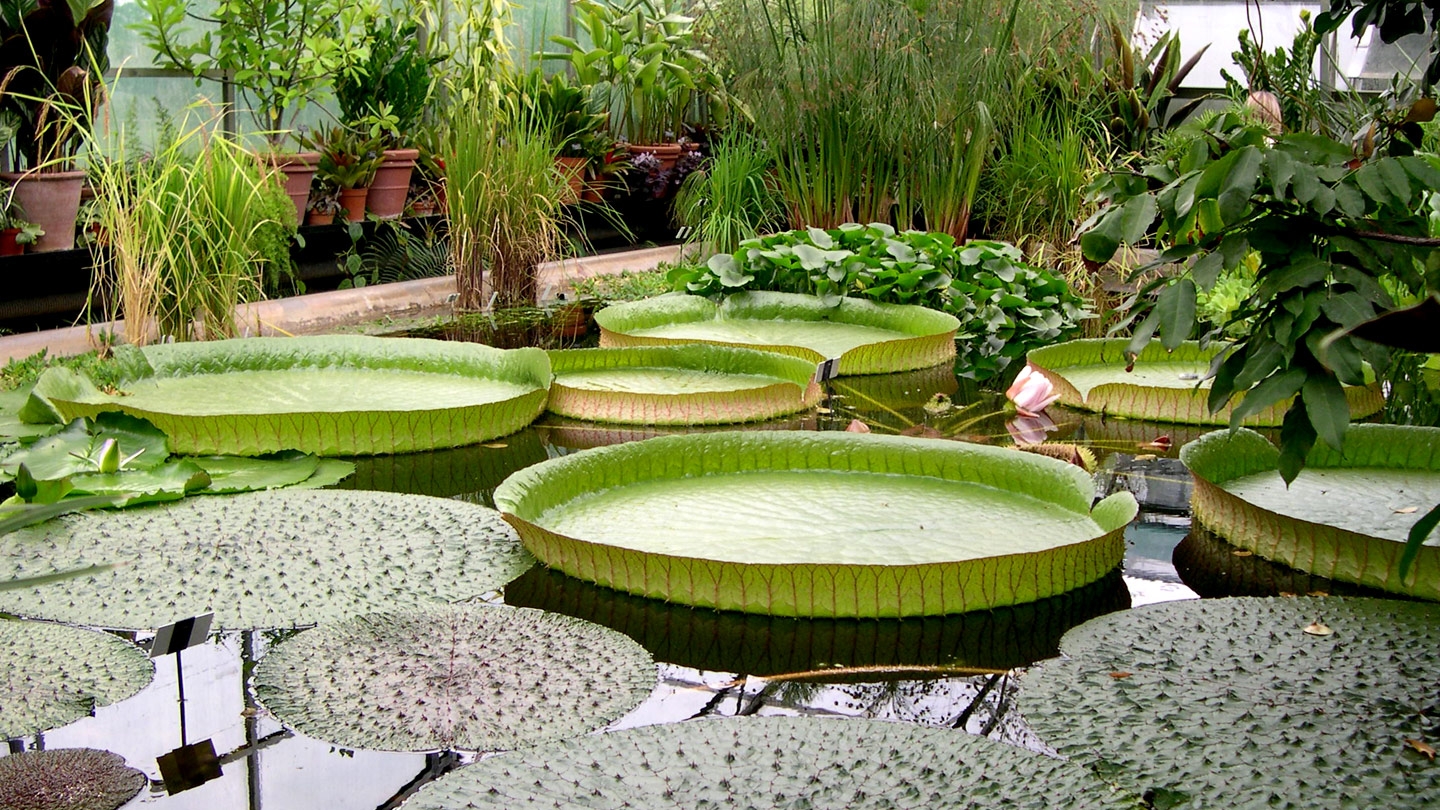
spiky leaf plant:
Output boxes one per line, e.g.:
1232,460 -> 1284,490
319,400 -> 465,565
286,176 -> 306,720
0,748 -> 147,810
0,622 -> 152,739
254,604 -> 654,752
1022,597 -> 1440,809
0,490 -> 532,630
401,716 -> 1145,808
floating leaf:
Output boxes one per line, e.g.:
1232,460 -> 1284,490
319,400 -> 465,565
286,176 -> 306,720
31,336 -> 551,456
546,345 -> 822,425
1022,597 -> 1440,809
0,748 -> 147,810
0,621 -> 152,738
1182,426 -> 1440,599
495,431 -> 1136,617
1027,339 -> 1382,426
1302,620 -> 1333,635
1406,739 -> 1437,760
402,716 -> 1145,809
595,292 -> 959,376
0,491 -> 532,630
254,605 -> 654,752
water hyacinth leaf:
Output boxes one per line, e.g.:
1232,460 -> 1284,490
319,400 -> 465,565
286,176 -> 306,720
0,748 -> 147,810
0,490 -> 533,630
546,345 -> 823,425
401,716 -> 1145,809
495,431 -> 1135,617
30,336 -> 552,456
1022,597 -> 1440,808
595,292 -> 959,376
1026,339 -> 1382,426
1182,426 -> 1440,599
0,621 -> 152,739
254,604 -> 654,753
63,460 -> 211,505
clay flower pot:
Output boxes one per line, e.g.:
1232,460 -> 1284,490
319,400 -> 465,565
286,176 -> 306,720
264,152 -> 321,222
368,148 -> 420,220
0,227 -> 21,256
0,170 -> 84,252
625,143 -> 682,172
554,156 -> 586,204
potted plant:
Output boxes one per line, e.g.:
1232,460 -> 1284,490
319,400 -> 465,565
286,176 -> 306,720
305,180 -> 341,226
134,0 -> 356,219
333,17 -> 442,219
515,69 -> 609,204
405,122 -> 445,217
0,0 -> 111,252
303,127 -> 384,223
0,183 -> 42,255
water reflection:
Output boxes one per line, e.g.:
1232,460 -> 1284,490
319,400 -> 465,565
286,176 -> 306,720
1174,524 -> 1399,599
338,428 -> 549,506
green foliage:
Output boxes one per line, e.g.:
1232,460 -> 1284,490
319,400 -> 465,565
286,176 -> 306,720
568,267 -> 670,303
669,224 -> 1088,379
1088,18 -> 1207,155
512,67 -> 610,157
1315,0 -> 1440,87
0,620 -> 152,740
333,17 -> 441,147
979,93 -> 1100,249
0,0 -> 111,170
1080,110 -> 1439,481
303,126 -> 384,189
337,220 -> 450,290
0,348 -> 118,393
671,129 -> 786,255
1220,10 -> 1334,136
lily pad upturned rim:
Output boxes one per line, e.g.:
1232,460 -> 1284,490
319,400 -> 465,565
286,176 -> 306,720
30,335 -> 552,456
1026,338 -> 1383,426
400,715 -> 1145,809
546,344 -> 823,425
1181,425 -> 1440,600
0,489 -> 533,630
595,291 -> 960,376
0,748 -> 148,810
495,431 -> 1136,618
253,603 -> 655,753
1022,596 -> 1440,809
0,620 -> 153,739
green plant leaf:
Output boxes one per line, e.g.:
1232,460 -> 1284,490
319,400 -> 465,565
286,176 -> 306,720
0,621 -> 152,739
1302,373 -> 1349,452
1155,279 -> 1196,350
1228,368 -> 1306,427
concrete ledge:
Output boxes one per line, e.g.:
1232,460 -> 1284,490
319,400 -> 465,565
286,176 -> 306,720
0,245 -> 683,364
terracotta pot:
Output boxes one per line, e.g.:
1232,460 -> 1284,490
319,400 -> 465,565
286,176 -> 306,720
554,156 -> 586,204
368,148 -> 420,220
307,210 -> 335,226
264,152 -> 320,223
410,200 -> 436,217
626,143 -> 683,171
339,187 -> 369,223
0,170 -> 84,252
580,183 -> 604,204
0,227 -> 21,256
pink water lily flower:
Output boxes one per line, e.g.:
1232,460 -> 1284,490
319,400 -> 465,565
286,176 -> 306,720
1006,365 -> 1060,418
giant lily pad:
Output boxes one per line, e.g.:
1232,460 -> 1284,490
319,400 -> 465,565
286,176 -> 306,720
0,621 -> 152,739
0,490 -> 532,630
595,292 -> 959,375
1026,339 -> 1383,426
506,565 -> 1130,674
253,604 -> 654,752
494,431 -> 1136,617
0,748 -> 147,810
1182,425 -> 1440,600
401,716 -> 1144,809
1022,597 -> 1440,809
29,335 -> 552,456
547,345 -> 823,424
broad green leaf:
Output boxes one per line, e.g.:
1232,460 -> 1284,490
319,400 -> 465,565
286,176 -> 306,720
1217,146 -> 1261,222
254,605 -> 653,753
1189,252 -> 1225,291
792,243 -> 828,271
495,431 -> 1135,617
1024,597 -> 1440,809
68,460 -> 211,505
187,451 -> 326,493
1303,373 -> 1349,451
707,253 -> 753,287
0,621 -> 152,739
405,717 -> 1145,809
1155,279 -> 1197,351
1401,502 -> 1440,579
1229,368 -> 1306,427
1322,290 -> 1377,329
806,226 -> 834,248
1377,159 -> 1411,206
1354,162 -> 1390,204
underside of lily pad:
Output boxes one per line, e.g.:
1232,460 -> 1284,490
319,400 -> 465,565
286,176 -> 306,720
0,748 -> 147,810
595,291 -> 959,376
400,716 -> 1144,809
494,431 -> 1136,617
253,604 -> 654,752
0,490 -> 533,630
30,335 -> 552,456
546,345 -> 823,424
1026,339 -> 1382,426
0,621 -> 152,739
1021,597 -> 1440,809
1182,426 -> 1440,600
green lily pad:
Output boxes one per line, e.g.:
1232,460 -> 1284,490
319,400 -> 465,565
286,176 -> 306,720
0,490 -> 533,630
547,345 -> 823,424
1022,597 -> 1440,809
253,604 -> 654,753
595,292 -> 959,376
0,748 -> 147,810
401,716 -> 1145,809
0,413 -> 169,483
0,621 -> 152,739
1182,425 -> 1440,600
505,565 -> 1131,673
495,431 -> 1136,617
30,336 -> 552,456
1026,339 -> 1383,426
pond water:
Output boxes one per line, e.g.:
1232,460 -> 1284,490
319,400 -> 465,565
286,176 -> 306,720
4,354 -> 1371,809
